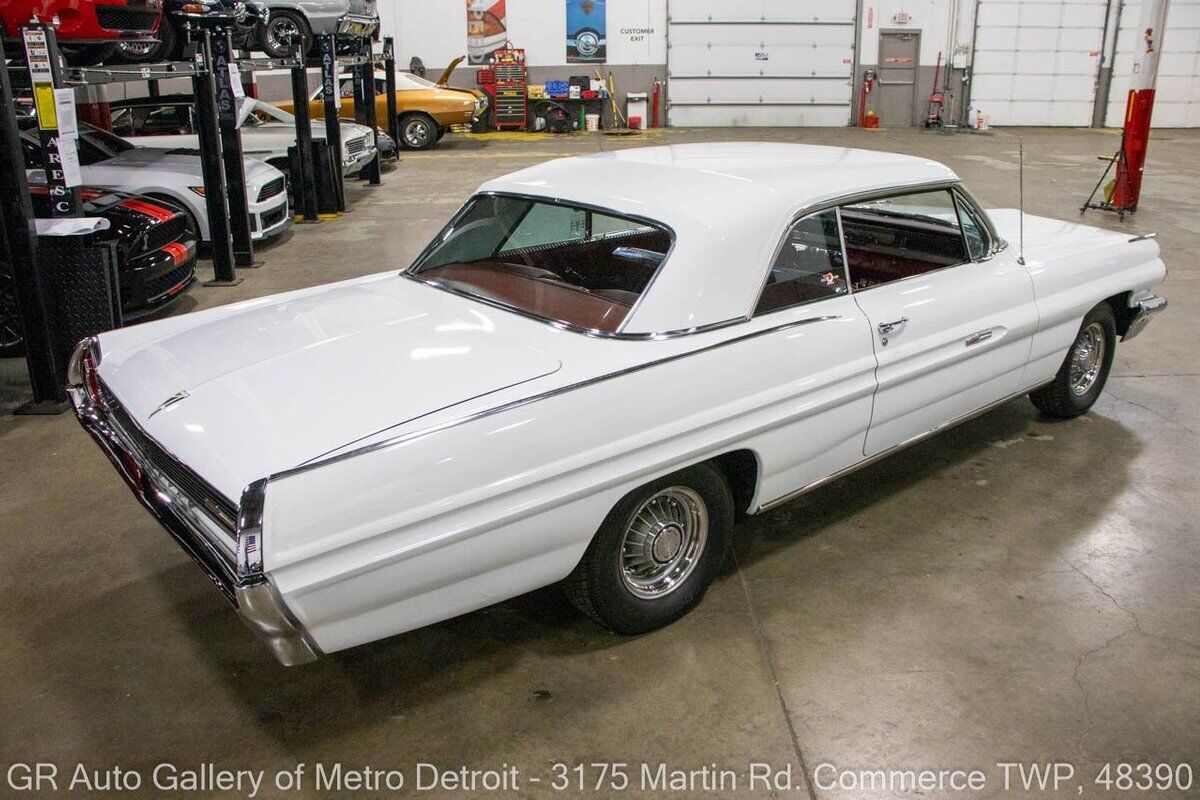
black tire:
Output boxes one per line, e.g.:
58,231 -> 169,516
398,113 -> 437,150
1029,302 -> 1117,418
260,10 -> 311,59
563,463 -> 733,634
60,43 -> 116,66
0,262 -> 24,358
114,20 -> 179,63
435,126 -> 447,141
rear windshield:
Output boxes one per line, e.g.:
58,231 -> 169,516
410,194 -> 673,333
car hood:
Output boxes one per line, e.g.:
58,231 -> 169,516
98,148 -> 280,186
98,275 -> 563,500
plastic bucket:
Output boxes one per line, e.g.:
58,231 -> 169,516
585,113 -> 600,131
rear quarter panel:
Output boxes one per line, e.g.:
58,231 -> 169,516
261,303 -> 877,654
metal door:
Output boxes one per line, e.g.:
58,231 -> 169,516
666,0 -> 859,127
876,31 -> 920,126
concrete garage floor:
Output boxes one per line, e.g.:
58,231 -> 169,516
1,126 -> 1197,799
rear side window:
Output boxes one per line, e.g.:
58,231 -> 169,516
840,189 -> 968,289
755,209 -> 847,315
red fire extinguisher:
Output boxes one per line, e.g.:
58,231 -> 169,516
858,69 -> 877,128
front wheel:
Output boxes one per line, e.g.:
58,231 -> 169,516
398,113 -> 437,150
1029,302 -> 1117,418
114,20 -> 178,63
563,463 -> 733,634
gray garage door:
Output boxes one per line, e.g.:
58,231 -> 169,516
666,0 -> 858,127
971,0 -> 1108,125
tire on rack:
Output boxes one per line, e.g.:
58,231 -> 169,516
59,43 -> 117,67
260,10 -> 311,59
563,462 -> 733,634
1029,302 -> 1117,419
398,112 -> 438,150
113,20 -> 179,63
0,261 -> 25,358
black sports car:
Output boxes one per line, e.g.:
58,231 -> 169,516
0,188 -> 198,357
113,0 -> 269,63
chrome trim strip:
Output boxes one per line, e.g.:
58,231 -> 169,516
1128,232 -> 1157,243
754,380 -> 1053,513
276,313 -> 845,480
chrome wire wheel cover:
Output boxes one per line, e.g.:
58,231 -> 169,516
267,16 -> 301,51
620,486 -> 708,599
575,30 -> 600,57
1069,321 -> 1106,396
403,117 -> 431,147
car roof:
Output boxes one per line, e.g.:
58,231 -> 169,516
479,143 -> 960,334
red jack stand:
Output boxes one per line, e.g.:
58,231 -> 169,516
1082,0 -> 1169,219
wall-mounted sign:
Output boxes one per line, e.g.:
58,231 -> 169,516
567,0 -> 606,63
894,11 -> 912,24
467,0 -> 508,65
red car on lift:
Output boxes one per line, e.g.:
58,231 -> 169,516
1,0 -> 162,65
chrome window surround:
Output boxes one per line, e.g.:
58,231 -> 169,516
67,338 -> 318,666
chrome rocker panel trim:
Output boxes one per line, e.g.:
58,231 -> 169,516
67,341 -> 318,666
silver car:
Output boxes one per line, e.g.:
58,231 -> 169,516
260,0 -> 379,58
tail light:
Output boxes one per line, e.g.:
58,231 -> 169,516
66,338 -> 103,406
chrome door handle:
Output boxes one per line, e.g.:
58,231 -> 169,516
965,329 -> 993,346
877,317 -> 909,336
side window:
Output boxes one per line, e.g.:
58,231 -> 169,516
840,189 -> 969,290
755,209 -> 847,315
954,193 -> 990,260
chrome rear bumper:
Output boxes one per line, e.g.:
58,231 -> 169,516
1123,294 -> 1167,341
67,341 -> 318,666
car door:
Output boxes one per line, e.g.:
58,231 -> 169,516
842,187 -> 1038,456
738,208 -> 879,504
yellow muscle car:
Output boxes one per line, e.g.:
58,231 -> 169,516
275,58 -> 486,151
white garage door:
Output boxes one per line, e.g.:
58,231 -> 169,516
971,0 -> 1108,125
1105,0 -> 1200,127
666,0 -> 857,127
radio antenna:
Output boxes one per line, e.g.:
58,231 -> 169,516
1018,138 -> 1026,265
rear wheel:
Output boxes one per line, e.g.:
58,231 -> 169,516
260,10 -> 311,58
1029,302 -> 1117,418
398,113 -> 437,150
0,262 -> 24,358
563,463 -> 733,634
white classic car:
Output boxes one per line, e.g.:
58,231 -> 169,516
109,96 -> 379,178
68,144 -> 1167,665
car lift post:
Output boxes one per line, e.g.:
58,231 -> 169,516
210,28 -> 257,266
192,30 -> 241,285
0,35 -> 64,409
23,24 -> 81,218
351,37 -> 381,185
290,41 -> 320,222
383,37 -> 399,148
318,34 -> 346,213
